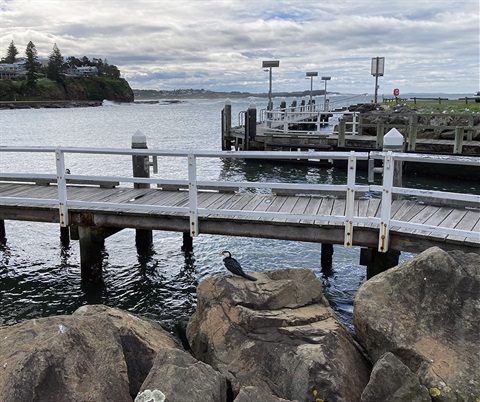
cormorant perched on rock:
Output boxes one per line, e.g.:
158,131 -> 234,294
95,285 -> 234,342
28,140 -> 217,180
220,251 -> 257,281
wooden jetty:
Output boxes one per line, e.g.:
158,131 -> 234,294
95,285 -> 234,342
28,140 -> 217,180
1,144 -> 479,283
221,101 -> 480,160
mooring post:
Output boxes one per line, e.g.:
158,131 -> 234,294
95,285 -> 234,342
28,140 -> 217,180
221,99 -> 232,150
454,127 -> 464,154
78,226 -> 105,282
132,131 -> 154,253
245,101 -> 256,150
321,243 -> 334,272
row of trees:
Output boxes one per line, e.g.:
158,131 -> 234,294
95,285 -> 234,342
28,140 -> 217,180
1,41 -> 121,85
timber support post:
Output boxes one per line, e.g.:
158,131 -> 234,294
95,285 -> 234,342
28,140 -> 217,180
132,131 -> 154,253
60,226 -> 70,247
0,219 -> 5,242
221,99 -> 232,150
245,101 -> 256,150
321,243 -> 334,272
181,232 -> 193,253
361,247 -> 400,279
78,226 -> 105,283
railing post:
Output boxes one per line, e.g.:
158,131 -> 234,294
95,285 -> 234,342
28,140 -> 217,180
378,151 -> 394,252
454,127 -> 464,154
188,153 -> 198,237
338,119 -> 346,148
344,151 -> 356,248
55,148 -> 69,227
376,122 -> 385,149
283,109 -> 289,133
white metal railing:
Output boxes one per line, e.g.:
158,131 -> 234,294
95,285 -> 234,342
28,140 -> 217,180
0,147 -> 479,252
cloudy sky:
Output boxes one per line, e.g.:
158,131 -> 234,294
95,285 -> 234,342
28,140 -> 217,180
0,0 -> 478,95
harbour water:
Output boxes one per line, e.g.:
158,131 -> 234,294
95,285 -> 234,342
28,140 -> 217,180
0,96 -> 475,334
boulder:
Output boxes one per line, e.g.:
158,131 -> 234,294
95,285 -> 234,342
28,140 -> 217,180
0,314 -> 131,402
0,305 -> 185,402
187,268 -> 371,401
73,304 -> 181,397
354,247 -> 480,402
360,352 -> 430,402
137,348 -> 227,402
234,386 -> 296,402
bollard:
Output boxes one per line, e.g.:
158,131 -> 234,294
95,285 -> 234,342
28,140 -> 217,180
383,128 -> 404,198
222,99 -> 232,150
131,131 -> 153,253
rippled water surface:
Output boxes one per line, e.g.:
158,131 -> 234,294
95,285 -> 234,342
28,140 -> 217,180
0,97 -> 471,333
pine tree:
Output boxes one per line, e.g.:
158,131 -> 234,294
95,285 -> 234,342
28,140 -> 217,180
5,40 -> 19,64
25,41 -> 39,85
47,43 -> 65,81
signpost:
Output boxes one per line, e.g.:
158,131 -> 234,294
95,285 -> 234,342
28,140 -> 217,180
371,57 -> 385,103
393,88 -> 400,98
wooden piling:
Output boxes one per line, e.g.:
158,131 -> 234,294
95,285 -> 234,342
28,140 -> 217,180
360,247 -> 400,279
132,131 -> 154,252
222,100 -> 232,150
60,226 -> 70,247
376,123 -> 385,149
245,103 -> 256,150
321,243 -> 334,272
0,219 -> 5,241
181,232 -> 193,253
78,226 -> 105,282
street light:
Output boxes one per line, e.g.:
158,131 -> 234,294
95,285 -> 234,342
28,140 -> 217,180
306,72 -> 318,110
262,60 -> 280,111
321,76 -> 331,111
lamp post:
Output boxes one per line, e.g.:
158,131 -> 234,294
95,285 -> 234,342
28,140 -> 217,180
321,76 -> 331,111
306,72 -> 318,111
262,60 -> 280,111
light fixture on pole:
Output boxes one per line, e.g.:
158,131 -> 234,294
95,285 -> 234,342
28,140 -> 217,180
306,72 -> 318,110
371,57 -> 385,103
262,60 -> 280,111
321,76 -> 331,111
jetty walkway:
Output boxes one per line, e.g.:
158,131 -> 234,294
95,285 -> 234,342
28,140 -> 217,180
221,101 -> 480,160
0,146 -> 478,281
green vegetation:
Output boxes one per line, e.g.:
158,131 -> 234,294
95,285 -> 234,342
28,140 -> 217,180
1,41 -> 130,103
383,100 -> 480,114
0,76 -> 134,102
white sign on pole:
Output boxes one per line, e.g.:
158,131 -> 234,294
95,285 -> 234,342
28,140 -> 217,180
371,57 -> 385,76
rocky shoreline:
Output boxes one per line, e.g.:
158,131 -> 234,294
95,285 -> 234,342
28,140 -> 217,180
0,100 -> 104,109
0,247 -> 478,401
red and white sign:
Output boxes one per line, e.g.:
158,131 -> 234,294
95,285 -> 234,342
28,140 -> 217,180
393,88 -> 400,97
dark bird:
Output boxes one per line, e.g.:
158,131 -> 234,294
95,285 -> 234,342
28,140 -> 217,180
220,250 -> 257,281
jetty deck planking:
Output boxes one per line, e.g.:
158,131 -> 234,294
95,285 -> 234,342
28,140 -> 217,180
0,183 -> 478,252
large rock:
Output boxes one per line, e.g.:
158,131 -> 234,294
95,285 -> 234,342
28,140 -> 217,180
0,305 -> 184,401
354,247 -> 480,402
137,348 -> 227,402
187,268 -> 370,402
73,304 -> 181,397
0,314 -> 131,402
360,352 -> 430,402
